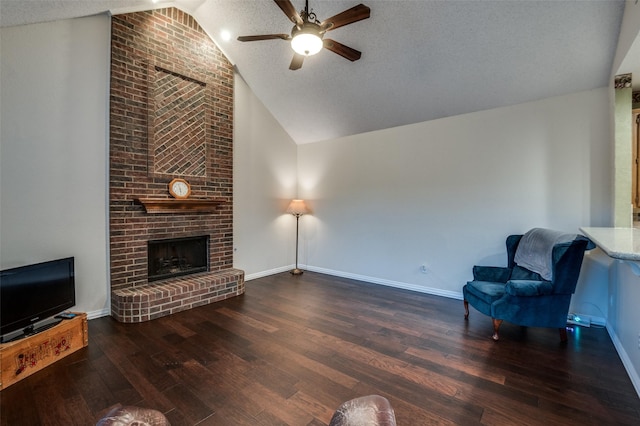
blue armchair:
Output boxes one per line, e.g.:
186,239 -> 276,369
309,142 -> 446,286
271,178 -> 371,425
462,229 -> 594,342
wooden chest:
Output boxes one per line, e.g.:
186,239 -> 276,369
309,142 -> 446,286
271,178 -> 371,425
0,313 -> 88,390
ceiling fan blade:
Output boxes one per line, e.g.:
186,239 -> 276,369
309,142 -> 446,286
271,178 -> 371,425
289,53 -> 305,70
274,0 -> 303,26
320,4 -> 370,32
323,39 -> 361,61
237,34 -> 291,42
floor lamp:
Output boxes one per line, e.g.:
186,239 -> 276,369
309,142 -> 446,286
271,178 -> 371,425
286,199 -> 310,275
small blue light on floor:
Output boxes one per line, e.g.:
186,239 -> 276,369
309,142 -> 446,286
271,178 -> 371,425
566,325 -> 581,341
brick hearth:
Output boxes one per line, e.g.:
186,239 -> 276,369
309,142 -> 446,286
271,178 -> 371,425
111,269 -> 244,323
109,8 -> 242,322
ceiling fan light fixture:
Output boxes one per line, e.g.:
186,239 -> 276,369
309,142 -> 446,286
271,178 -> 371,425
236,1 -> 370,69
291,25 -> 323,56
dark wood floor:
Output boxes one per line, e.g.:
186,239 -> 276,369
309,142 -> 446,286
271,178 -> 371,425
1,272 -> 639,425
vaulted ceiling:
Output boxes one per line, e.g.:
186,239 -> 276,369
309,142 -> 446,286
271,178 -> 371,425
0,0 -> 631,144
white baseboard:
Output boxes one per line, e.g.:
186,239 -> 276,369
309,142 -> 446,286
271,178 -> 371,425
607,323 -> 640,398
302,265 -> 464,300
243,263 -> 463,300
87,307 -> 110,320
244,265 -> 293,281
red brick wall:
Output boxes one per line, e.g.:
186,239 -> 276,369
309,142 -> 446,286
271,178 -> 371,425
109,8 -> 234,292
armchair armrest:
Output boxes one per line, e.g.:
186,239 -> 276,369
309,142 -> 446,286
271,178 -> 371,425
505,280 -> 553,297
472,266 -> 511,283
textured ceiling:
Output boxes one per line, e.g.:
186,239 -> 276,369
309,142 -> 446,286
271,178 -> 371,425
0,0 -> 631,144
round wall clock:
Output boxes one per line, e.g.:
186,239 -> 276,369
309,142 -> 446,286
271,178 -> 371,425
168,178 -> 191,199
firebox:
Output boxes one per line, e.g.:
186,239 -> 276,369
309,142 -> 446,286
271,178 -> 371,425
148,235 -> 209,282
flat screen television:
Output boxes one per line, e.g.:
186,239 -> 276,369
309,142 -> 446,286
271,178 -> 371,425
1,257 -> 75,342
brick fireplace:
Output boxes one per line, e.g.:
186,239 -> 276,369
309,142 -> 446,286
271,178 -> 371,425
109,8 -> 244,323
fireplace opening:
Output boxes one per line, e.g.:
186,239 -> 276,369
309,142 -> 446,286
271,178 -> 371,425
148,235 -> 209,282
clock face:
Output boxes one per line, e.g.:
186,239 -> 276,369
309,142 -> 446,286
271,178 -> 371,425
173,182 -> 188,196
169,178 -> 191,199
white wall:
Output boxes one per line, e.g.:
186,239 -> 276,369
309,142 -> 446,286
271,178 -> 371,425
233,75 -> 299,278
0,15 -> 111,317
297,89 -> 611,298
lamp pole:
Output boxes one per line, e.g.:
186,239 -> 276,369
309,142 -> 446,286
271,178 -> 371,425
286,199 -> 310,275
292,213 -> 303,275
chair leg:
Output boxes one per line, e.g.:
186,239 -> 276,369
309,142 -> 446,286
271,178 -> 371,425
464,300 -> 469,320
559,327 -> 568,342
492,318 -> 503,341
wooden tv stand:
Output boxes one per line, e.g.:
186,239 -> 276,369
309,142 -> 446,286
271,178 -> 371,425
0,312 -> 88,390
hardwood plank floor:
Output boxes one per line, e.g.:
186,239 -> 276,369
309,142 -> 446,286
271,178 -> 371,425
1,272 -> 639,425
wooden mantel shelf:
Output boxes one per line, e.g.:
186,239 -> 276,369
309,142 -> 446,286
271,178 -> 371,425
135,198 -> 225,214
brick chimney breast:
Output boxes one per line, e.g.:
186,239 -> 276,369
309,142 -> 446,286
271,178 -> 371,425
109,8 -> 242,323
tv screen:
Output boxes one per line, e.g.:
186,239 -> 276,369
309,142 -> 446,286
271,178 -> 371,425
0,257 -> 75,339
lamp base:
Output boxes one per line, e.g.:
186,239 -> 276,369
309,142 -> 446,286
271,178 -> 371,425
290,268 -> 304,275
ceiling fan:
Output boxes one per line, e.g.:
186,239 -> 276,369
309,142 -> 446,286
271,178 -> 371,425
237,0 -> 371,70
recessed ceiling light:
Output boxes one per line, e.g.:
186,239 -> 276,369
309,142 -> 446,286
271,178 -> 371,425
220,30 -> 231,42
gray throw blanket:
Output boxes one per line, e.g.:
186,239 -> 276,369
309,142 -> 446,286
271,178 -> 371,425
514,228 -> 577,280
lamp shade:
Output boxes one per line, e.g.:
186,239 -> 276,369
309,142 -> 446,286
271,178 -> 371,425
286,199 -> 310,216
